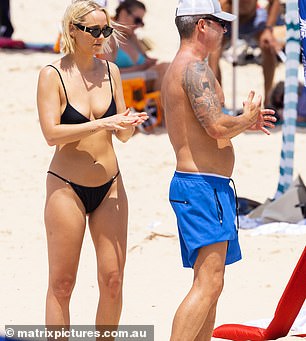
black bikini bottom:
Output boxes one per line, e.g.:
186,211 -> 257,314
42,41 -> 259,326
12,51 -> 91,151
47,170 -> 120,214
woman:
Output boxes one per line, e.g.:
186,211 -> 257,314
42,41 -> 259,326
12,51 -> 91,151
108,0 -> 169,92
37,0 -> 147,327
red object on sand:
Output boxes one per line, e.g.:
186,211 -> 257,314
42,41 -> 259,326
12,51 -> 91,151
0,37 -> 25,49
213,247 -> 306,340
0,37 -> 54,51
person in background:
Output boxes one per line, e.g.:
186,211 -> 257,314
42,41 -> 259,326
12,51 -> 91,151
0,0 -> 14,38
162,0 -> 276,339
37,0 -> 147,332
209,0 -> 281,107
105,0 -> 169,92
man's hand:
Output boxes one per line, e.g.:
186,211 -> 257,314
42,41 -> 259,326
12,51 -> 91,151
259,28 -> 279,53
249,108 -> 277,135
242,91 -> 276,134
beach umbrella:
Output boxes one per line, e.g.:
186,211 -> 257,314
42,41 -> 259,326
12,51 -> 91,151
275,0 -> 300,199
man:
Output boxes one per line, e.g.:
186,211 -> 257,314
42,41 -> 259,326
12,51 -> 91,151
161,0 -> 276,340
209,0 -> 281,107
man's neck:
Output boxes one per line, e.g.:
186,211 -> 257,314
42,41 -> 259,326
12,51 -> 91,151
180,39 -> 209,61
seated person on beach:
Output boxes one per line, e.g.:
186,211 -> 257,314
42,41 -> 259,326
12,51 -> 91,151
0,0 -> 14,38
208,0 -> 281,107
103,0 -> 169,92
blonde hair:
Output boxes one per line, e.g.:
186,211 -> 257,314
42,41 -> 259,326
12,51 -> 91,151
61,0 -> 119,54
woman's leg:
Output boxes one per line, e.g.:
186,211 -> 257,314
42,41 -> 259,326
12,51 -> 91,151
45,175 -> 86,325
88,175 -> 128,326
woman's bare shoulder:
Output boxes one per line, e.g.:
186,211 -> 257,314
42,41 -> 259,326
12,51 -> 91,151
38,59 -> 62,79
105,59 -> 121,78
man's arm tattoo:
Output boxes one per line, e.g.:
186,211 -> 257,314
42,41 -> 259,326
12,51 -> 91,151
183,61 -> 221,127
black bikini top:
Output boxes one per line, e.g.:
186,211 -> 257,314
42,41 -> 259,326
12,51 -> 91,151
47,61 -> 117,124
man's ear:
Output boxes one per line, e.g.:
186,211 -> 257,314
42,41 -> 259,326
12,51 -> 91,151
197,18 -> 206,32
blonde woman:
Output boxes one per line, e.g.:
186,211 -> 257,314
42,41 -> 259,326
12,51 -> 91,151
37,0 -> 147,327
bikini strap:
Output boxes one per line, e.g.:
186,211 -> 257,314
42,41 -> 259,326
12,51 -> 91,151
105,60 -> 114,96
112,170 -> 120,181
47,170 -> 71,184
46,64 -> 69,102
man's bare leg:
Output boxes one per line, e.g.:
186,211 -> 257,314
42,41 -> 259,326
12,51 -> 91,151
170,242 -> 227,341
194,302 -> 217,341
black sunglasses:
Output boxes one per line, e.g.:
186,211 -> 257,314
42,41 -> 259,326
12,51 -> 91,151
126,9 -> 144,27
74,23 -> 113,38
198,16 -> 227,31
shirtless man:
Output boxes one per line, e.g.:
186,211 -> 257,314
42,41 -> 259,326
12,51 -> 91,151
209,0 -> 281,106
161,1 -> 276,340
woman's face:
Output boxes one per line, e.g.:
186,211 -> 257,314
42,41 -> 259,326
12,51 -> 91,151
72,9 -> 110,55
119,6 -> 145,34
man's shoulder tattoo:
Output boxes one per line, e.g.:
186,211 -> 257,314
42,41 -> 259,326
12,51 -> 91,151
182,60 -> 221,126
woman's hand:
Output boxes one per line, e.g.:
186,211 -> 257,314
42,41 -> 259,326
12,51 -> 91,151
101,108 -> 149,130
127,110 -> 149,126
138,57 -> 157,71
114,108 -> 149,142
144,57 -> 157,68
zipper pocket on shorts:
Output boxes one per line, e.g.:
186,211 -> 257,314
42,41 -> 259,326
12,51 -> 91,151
170,199 -> 189,204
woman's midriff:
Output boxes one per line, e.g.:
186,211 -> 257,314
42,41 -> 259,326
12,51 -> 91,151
48,132 -> 118,186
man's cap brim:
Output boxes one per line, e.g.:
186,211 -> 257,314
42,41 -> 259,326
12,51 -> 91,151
175,9 -> 236,22
213,11 -> 236,22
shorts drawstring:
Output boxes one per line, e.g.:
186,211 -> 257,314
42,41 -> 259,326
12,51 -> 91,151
229,178 -> 239,230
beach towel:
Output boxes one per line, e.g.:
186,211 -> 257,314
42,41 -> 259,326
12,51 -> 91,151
0,37 -> 54,51
0,37 -> 25,49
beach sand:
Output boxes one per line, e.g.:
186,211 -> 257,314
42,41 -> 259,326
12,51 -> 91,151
1,0 -> 305,340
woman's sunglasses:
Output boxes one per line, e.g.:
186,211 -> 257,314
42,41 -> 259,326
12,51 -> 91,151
126,9 -> 144,27
74,23 -> 113,38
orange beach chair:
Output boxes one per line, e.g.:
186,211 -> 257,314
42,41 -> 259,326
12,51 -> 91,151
121,77 -> 163,127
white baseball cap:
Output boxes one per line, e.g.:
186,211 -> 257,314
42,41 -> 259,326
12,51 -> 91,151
94,0 -> 108,6
175,0 -> 236,22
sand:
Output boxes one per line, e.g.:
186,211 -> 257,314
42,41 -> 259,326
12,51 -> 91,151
1,0 -> 305,340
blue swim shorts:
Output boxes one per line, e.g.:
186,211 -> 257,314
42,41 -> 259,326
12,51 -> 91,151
169,171 -> 242,268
